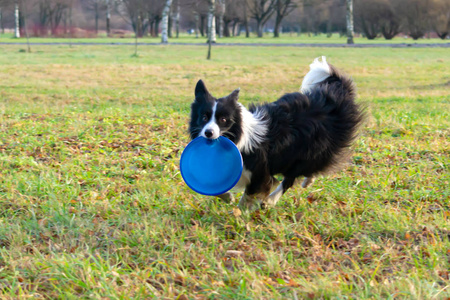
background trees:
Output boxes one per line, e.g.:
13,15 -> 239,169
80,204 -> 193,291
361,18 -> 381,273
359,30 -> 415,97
0,0 -> 447,40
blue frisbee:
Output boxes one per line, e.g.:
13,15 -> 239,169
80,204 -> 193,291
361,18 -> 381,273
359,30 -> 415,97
180,136 -> 243,196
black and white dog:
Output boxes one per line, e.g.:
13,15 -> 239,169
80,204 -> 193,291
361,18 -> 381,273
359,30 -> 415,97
189,57 -> 364,210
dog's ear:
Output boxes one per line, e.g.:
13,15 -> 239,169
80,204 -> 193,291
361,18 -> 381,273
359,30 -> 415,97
195,80 -> 210,101
226,88 -> 240,103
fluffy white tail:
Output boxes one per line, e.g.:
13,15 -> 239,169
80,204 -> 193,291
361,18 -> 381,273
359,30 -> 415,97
300,56 -> 331,93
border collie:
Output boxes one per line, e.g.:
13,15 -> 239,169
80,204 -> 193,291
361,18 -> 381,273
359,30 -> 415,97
189,57 -> 364,210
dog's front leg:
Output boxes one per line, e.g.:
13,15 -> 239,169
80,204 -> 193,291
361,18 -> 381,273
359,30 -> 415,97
238,192 -> 264,211
217,192 -> 234,203
238,176 -> 273,211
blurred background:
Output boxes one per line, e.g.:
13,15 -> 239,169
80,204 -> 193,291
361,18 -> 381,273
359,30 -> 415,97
0,0 -> 448,41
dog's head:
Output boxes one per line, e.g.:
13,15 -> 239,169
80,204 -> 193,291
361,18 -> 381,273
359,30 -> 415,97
189,80 -> 242,142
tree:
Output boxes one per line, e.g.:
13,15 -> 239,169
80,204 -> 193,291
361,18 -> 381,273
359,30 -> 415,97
207,0 -> 215,59
206,0 -> 216,42
217,0 -> 224,38
185,0 -> 208,37
106,0 -> 111,36
119,0 -> 144,37
248,0 -> 276,37
429,0 -> 450,39
222,0 -> 244,37
355,0 -> 382,39
14,0 -> 20,37
242,0 -> 249,37
355,0 -> 403,40
85,0 -> 105,34
399,0 -> 430,40
273,0 -> 298,37
379,0 -> 401,39
0,7 -> 3,34
19,0 -> 31,51
148,0 -> 164,37
346,0 -> 354,43
161,0 -> 172,43
172,0 -> 180,38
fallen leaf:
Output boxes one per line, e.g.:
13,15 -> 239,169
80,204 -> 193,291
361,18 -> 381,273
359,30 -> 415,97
306,194 -> 316,203
38,219 -> 48,227
232,207 -> 242,217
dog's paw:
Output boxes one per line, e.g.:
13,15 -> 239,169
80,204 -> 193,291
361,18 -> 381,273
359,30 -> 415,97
301,177 -> 315,188
217,192 -> 235,203
238,193 -> 262,212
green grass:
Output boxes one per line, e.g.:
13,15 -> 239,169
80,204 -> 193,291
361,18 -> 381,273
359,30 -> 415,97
0,44 -> 449,299
1,32 -> 450,45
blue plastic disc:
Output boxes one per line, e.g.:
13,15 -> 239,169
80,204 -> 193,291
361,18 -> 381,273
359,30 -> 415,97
180,136 -> 243,196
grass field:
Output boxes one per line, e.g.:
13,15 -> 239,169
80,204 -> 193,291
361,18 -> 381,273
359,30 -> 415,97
0,44 -> 449,299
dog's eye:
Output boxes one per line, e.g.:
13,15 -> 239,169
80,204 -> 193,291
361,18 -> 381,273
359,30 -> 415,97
219,117 -> 227,123
202,115 -> 208,122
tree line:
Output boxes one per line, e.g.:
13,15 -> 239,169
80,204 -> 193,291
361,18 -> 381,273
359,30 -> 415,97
0,0 -> 448,40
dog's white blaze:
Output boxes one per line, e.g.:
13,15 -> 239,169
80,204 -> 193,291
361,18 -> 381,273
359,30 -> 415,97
300,56 -> 331,93
200,101 -> 220,139
236,104 -> 267,154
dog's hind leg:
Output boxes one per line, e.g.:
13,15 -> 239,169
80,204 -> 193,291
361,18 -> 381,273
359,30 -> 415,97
238,176 -> 274,211
217,192 -> 234,203
301,176 -> 315,188
265,177 -> 296,207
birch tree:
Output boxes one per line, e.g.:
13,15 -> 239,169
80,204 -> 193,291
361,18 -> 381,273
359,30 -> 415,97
207,0 -> 216,42
14,1 -> 20,38
207,0 -> 215,59
346,0 -> 354,44
161,0 -> 172,43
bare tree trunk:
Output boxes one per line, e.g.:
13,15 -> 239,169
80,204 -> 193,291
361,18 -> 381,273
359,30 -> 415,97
174,2 -> 180,38
346,0 -> 354,44
94,2 -> 99,35
243,3 -> 249,38
200,15 -> 206,36
168,15 -> 172,38
19,0 -> 31,52
194,12 -> 199,38
207,0 -> 215,60
68,6 -> 72,47
207,6 -> 216,43
161,0 -> 173,43
63,10 -> 67,34
134,23 -> 138,56
155,17 -> 160,37
256,22 -> 263,37
14,2 -> 20,38
218,0 -> 225,38
106,0 -> 111,36
0,8 -> 3,34
274,14 -> 282,37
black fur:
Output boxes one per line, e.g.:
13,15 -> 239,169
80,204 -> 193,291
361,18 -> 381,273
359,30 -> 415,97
246,65 -> 364,195
188,64 -> 365,207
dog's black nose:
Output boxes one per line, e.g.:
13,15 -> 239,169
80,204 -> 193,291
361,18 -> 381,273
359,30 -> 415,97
205,129 -> 213,138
